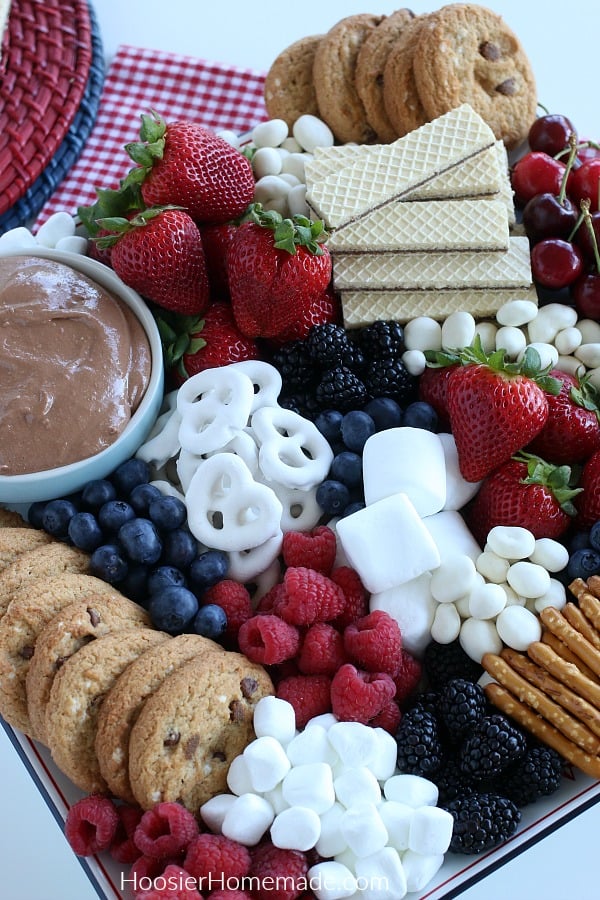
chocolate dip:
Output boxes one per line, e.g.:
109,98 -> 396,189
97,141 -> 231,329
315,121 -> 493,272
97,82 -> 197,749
0,256 -> 152,475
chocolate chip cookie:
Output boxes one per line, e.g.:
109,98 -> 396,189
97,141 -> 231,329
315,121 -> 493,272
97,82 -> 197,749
264,34 -> 323,127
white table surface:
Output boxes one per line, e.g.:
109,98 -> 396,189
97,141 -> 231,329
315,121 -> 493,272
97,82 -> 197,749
3,1 -> 600,897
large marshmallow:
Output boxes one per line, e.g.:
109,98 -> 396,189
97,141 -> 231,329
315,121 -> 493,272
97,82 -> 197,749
437,432 -> 481,510
336,494 -> 441,594
362,428 -> 446,516
422,509 -> 482,562
370,573 -> 437,657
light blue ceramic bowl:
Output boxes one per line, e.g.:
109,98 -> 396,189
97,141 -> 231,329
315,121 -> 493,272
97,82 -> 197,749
0,248 -> 164,505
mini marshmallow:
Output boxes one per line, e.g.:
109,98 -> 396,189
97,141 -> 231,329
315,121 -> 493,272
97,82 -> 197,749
243,735 -> 291,792
486,525 -> 536,560
529,538 -> 570,572
281,762 -> 336,814
221,793 -> 274,845
534,578 -> 567,612
370,573 -> 437,657
506,560 -> 551,598
422,509 -> 482,562
306,712 -> 339,731
369,727 -> 399,782
402,850 -> 445,893
468,582 -> 507,619
441,310 -> 476,351
308,861 -> 357,900
459,616 -> 503,663
408,806 -> 454,855
316,802 -> 348,858
253,696 -> 297,745
340,802 -> 388,858
263,783 -> 289,814
377,801 -> 413,851
383,774 -> 438,807
431,602 -> 461,643
327,721 -> 379,770
334,767 -> 381,809
55,235 -> 89,254
199,793 -> 237,832
286,724 -> 338,767
430,555 -> 477,603
293,114 -> 334,152
336,494 -> 440,594
271,806 -> 321,851
495,605 -> 542,650
475,550 -> 510,583
0,226 -> 38,249
227,754 -> 254,795
437,432 -> 481,510
496,298 -> 538,327
354,847 -> 408,900
403,316 -> 442,351
362,428 -> 446,516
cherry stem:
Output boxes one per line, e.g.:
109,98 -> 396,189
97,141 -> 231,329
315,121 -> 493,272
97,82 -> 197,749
557,133 -> 578,205
581,198 -> 600,274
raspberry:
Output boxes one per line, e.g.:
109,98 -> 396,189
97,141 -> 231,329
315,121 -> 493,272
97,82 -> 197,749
343,610 -> 402,675
202,580 -> 253,639
110,803 -> 144,864
329,566 -> 369,629
207,891 -> 253,900
255,582 -> 285,613
129,855 -> 182,886
330,664 -> 396,724
134,801 -> 199,859
369,698 -> 402,734
184,833 -> 251,883
238,614 -> 301,665
275,567 -> 346,625
282,526 -> 337,575
65,794 -> 120,856
134,863 -> 202,899
297,623 -> 347,676
250,841 -> 309,900
276,674 -> 332,728
392,649 -> 423,707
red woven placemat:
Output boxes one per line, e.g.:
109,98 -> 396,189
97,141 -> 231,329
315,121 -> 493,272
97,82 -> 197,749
37,44 -> 268,225
0,0 -> 93,216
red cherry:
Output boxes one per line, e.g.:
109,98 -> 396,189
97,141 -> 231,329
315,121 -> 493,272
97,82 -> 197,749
570,158 -> 600,209
522,192 -> 578,242
573,272 -> 600,318
528,114 -> 577,157
574,209 -> 600,263
530,238 -> 583,289
511,152 -> 566,206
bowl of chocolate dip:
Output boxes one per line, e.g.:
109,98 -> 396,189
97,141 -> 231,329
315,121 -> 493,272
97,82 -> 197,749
0,248 -> 164,503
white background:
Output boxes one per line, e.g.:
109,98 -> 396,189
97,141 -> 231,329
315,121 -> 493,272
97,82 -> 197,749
3,1 -> 600,897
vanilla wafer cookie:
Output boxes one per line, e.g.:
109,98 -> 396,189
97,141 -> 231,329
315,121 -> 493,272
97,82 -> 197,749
306,104 -> 497,229
95,633 -> 225,803
0,543 -> 90,621
328,198 -> 509,254
263,35 -> 323,126
46,628 -> 168,793
0,528 -> 52,575
0,574 -> 124,735
26,595 -> 151,744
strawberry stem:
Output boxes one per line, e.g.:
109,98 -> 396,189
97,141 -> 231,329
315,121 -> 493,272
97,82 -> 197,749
514,451 -> 582,515
241,202 -> 328,255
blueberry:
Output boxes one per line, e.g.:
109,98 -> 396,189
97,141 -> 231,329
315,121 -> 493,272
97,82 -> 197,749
98,500 -> 136,534
119,564 -> 150,604
589,522 -> 600,552
67,511 -> 104,551
42,499 -> 78,538
568,530 -> 591,553
330,451 -> 363,488
148,495 -> 187,532
149,586 -> 199,634
192,603 -> 227,640
342,500 -> 366,517
188,550 -> 230,590
28,501 -> 47,529
161,528 -> 199,570
118,518 -> 163,565
89,543 -> 128,583
316,479 -> 351,516
364,396 -> 403,431
112,458 -> 151,496
314,409 -> 343,444
81,479 -> 117,510
340,410 -> 376,453
147,565 -> 187,595
129,482 -> 163,516
402,400 -> 439,432
567,547 -> 600,581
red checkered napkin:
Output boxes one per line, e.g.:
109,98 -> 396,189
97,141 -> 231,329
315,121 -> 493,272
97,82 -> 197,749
37,44 -> 268,225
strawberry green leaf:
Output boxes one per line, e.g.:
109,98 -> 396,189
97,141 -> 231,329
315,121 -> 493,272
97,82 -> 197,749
241,202 -> 328,255
515,450 -> 582,515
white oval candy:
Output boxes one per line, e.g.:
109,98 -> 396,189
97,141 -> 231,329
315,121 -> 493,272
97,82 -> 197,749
292,114 -> 334,152
404,317 -> 442,352
495,605 -> 542,650
496,298 -> 538,327
521,342 -> 559,370
475,550 -> 509,583
577,319 -> 600,344
486,525 -> 536,560
534,578 -> 567,612
281,152 -> 309,182
527,302 -> 577,343
473,321 -> 498,352
252,146 -> 283,178
468,582 -> 507,619
287,183 -> 309,217
254,174 -> 291,204
430,555 -> 476,603
575,343 -> 600,369
529,538 -> 570,572
402,349 -> 427,376
459,617 -> 503,663
495,325 -> 527,358
554,326 -> 582,355
506,560 -> 551,598
431,602 -> 461,643
252,118 -> 289,148
35,211 -> 76,247
441,311 -> 475,351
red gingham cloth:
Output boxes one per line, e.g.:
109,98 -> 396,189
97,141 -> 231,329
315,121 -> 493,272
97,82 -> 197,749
36,44 -> 268,225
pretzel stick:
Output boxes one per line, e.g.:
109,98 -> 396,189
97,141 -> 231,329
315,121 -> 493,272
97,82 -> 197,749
569,578 -> 600,633
539,607 -> 600,678
584,574 -> 600,599
484,682 -> 600,780
482,653 -> 600,754
563,603 -> 600,651
541,631 -> 600,683
500,648 -> 600,739
528,641 -> 600,710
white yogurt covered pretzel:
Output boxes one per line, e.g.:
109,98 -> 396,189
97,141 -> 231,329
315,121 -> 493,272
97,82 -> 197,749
252,405 -> 333,490
177,366 -> 254,455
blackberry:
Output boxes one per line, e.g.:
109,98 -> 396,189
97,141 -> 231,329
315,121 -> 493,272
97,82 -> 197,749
316,367 -> 368,412
306,323 -> 354,367
279,389 -> 322,420
423,640 -> 484,689
460,714 -> 527,781
271,341 -> 317,389
363,357 -> 417,405
496,744 -> 564,806
431,752 -> 476,804
438,678 -> 487,743
395,706 -> 444,776
358,320 -> 405,358
443,792 -> 521,854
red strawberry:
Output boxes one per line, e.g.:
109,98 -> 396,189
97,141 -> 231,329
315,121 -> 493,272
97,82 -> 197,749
466,452 -> 581,543
444,338 -> 561,482
527,369 -> 600,464
418,362 -> 459,431
269,285 -> 341,344
228,205 -> 332,339
124,112 -> 255,224
575,449 -> 600,528
159,302 -> 259,382
98,207 -> 210,315
200,222 -> 238,297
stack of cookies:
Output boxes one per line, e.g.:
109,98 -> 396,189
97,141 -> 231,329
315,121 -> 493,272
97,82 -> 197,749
264,4 -> 536,151
305,103 -> 536,326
